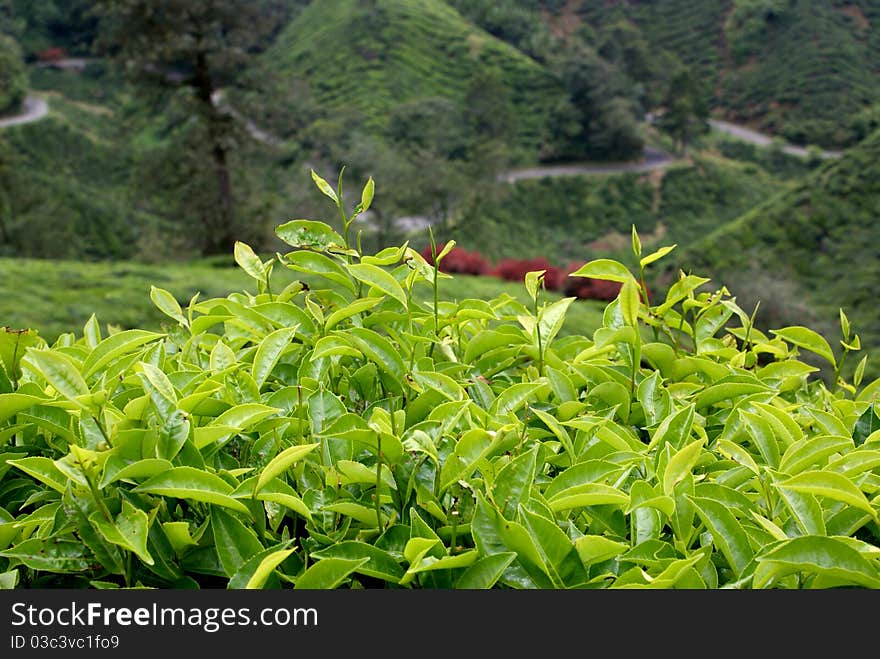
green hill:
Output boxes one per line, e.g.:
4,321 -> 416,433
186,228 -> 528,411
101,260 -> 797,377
677,128 -> 880,376
551,0 -> 880,149
444,155 -> 787,265
257,0 -> 565,154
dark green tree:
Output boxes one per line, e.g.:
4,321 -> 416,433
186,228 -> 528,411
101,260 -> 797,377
0,34 -> 27,115
548,44 -> 643,162
94,0 -> 289,254
658,69 -> 709,154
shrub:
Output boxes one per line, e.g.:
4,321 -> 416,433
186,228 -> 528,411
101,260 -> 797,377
0,35 -> 28,116
1,171 -> 878,590
489,256 -> 553,283
419,242 -> 488,275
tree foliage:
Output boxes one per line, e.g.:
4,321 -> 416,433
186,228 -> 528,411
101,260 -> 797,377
657,68 -> 709,154
0,33 -> 27,116
93,0 -> 290,255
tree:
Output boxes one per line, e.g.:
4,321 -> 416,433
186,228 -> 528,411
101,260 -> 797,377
94,0 -> 289,254
547,44 -> 644,162
0,34 -> 27,116
657,69 -> 709,154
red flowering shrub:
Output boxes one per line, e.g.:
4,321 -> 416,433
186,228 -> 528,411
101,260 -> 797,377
419,242 -> 489,276
543,265 -> 566,291
417,245 -> 640,302
489,257 -> 553,283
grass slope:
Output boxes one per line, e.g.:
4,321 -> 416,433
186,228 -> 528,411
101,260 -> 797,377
261,0 -> 564,152
678,128 -> 880,376
0,256 -> 606,344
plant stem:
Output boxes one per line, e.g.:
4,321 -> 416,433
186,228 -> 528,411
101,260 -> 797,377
534,295 -> 544,377
375,433 -> 383,531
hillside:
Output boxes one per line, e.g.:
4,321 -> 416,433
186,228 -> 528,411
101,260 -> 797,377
543,0 -> 880,149
255,0 -> 565,154
445,155 -> 788,265
678,128 -> 880,376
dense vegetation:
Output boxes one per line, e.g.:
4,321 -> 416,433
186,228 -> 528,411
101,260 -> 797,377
449,155 -> 787,265
2,173 -> 879,590
1,2 -> 879,591
566,0 -> 880,149
0,33 -> 27,115
678,128 -> 880,380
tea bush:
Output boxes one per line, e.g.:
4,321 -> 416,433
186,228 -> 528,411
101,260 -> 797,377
1,171 -> 879,589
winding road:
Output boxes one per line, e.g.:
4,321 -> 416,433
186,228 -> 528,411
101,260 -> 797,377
708,119 -> 842,159
0,96 -> 49,129
498,146 -> 676,182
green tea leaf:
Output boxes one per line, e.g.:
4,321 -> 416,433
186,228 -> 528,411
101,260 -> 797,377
255,443 -> 319,494
0,328 -> 39,382
310,169 -> 339,203
360,176 -> 375,212
311,541 -> 404,583
277,219 -> 344,250
347,263 -> 408,308
234,241 -> 266,281
8,457 -> 69,494
574,535 -> 629,566
283,250 -> 354,291
211,403 -> 280,430
0,538 -> 92,573
619,278 -> 640,327
211,507 -> 264,577
755,536 -> 880,589
777,471 -> 877,519
774,486 -> 825,536
346,327 -> 405,392
22,349 -> 89,402
134,467 -> 250,515
491,382 -> 547,416
647,403 -> 695,451
252,327 -> 298,389
150,286 -> 187,326
525,270 -> 545,300
294,557 -> 368,589
324,296 -> 384,330
689,496 -> 754,576
82,330 -> 164,379
568,259 -> 634,283
89,501 -> 153,566
455,552 -> 517,589
771,326 -> 836,366
245,549 -> 296,589
492,446 -> 537,518
639,244 -> 676,268
548,483 -> 629,512
662,438 -> 705,495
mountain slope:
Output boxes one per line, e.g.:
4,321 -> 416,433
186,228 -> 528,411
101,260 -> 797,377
259,0 -> 565,153
677,128 -> 880,375
561,0 -> 880,149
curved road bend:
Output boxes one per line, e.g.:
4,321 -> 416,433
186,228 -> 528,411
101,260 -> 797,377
0,96 -> 49,129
